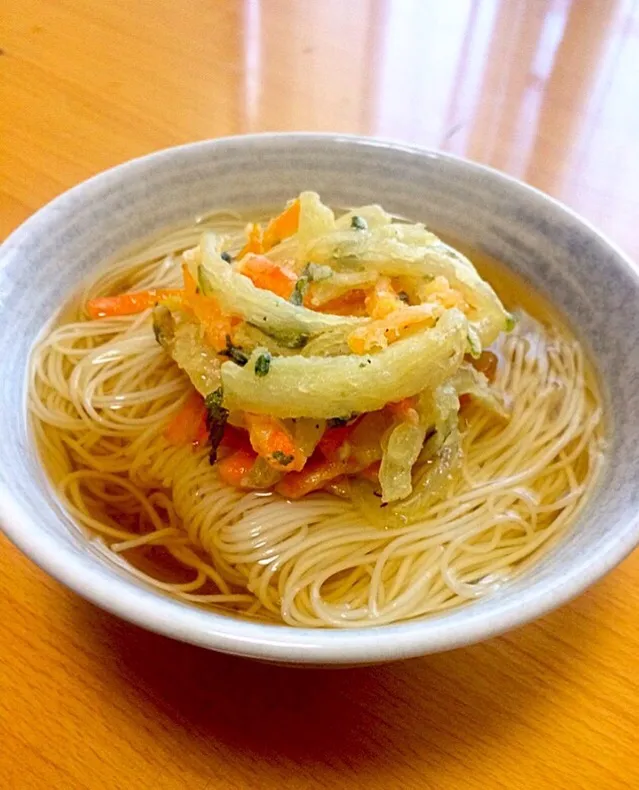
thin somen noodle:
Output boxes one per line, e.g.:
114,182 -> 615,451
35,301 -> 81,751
29,198 -> 604,627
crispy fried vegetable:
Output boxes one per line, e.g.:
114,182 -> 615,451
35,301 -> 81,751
295,191 -> 336,263
152,306 -> 221,396
450,363 -> 509,418
352,428 -> 462,527
288,417 -> 326,457
335,204 -> 391,230
200,233 -> 366,343
239,255 -> 297,299
263,198 -> 301,251
378,421 -> 427,502
244,413 -> 306,471
241,456 -> 284,488
306,223 -> 508,346
220,309 -> 468,418
305,270 -> 378,309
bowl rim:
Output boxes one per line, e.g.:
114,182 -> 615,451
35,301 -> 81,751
1,131 -> 638,664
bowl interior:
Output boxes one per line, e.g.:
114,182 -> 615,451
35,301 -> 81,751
1,134 -> 638,664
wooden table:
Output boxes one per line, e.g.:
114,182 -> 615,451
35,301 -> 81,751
2,2 -> 638,788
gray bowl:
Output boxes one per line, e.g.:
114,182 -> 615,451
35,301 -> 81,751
1,134 -> 638,665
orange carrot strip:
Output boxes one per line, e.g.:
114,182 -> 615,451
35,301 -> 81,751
360,461 -> 381,483
164,390 -> 207,446
385,396 -> 419,425
276,457 -> 348,499
365,276 -> 402,319
347,303 -> 440,354
471,350 -> 498,382
217,449 -> 258,487
86,289 -> 182,319
238,223 -> 264,259
315,289 -> 369,316
322,476 -> 352,498
263,199 -> 301,251
193,409 -> 210,447
244,413 -> 306,472
239,255 -> 297,299
219,425 -> 252,453
181,264 -> 232,351
317,417 -> 362,461
276,449 -> 376,498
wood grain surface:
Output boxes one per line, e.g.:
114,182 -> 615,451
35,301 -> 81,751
1,1 -> 638,788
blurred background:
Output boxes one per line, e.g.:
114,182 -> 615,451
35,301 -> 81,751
2,0 -> 638,256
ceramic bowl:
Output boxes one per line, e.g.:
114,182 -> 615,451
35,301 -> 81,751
1,134 -> 638,665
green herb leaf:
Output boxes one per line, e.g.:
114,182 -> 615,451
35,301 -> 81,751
252,324 -> 309,349
351,215 -> 368,231
204,387 -> 229,464
505,312 -> 517,332
290,274 -> 310,306
254,351 -> 272,377
290,261 -> 333,306
219,335 -> 249,366
271,450 -> 294,466
221,251 -> 233,264
204,388 -> 224,410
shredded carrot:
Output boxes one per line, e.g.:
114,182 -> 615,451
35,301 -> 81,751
238,223 -> 264,259
86,289 -> 182,319
365,276 -> 403,319
193,409 -> 210,447
317,418 -> 361,461
316,289 -> 369,316
275,451 -> 373,499
164,390 -> 207,446
385,396 -> 419,425
276,457 -> 348,499
219,425 -> 252,453
360,461 -> 381,483
217,449 -> 258,487
244,413 -> 306,472
263,199 -> 300,251
239,255 -> 297,299
181,264 -> 233,351
419,276 -> 467,311
347,303 -> 441,354
471,350 -> 498,381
